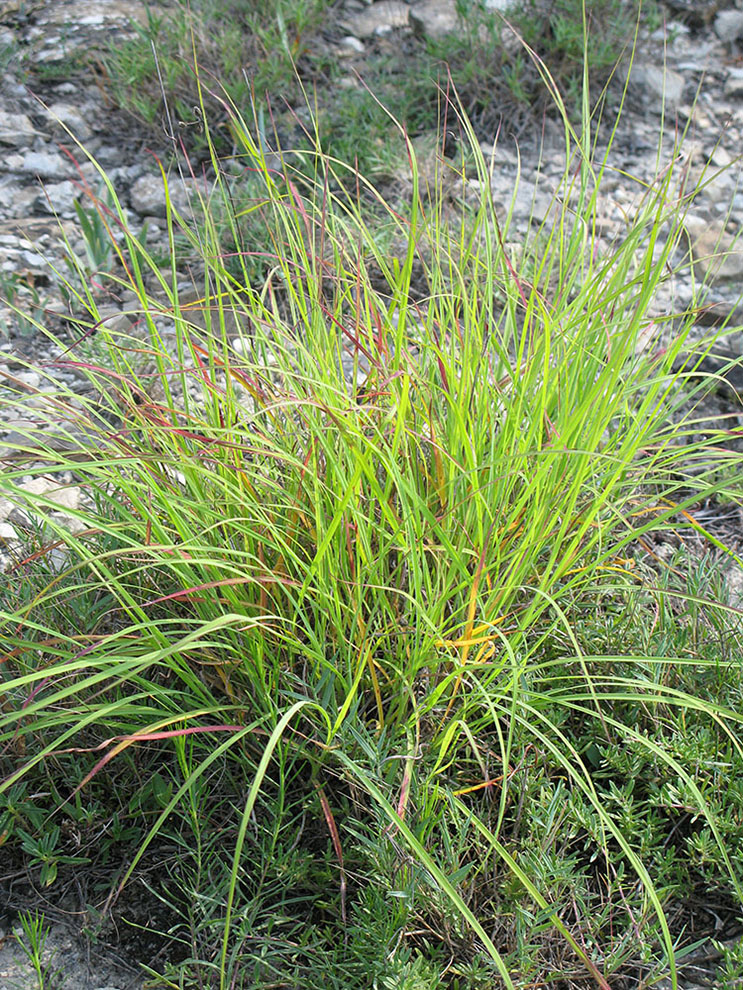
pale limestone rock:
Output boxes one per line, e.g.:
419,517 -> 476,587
46,102 -> 93,142
0,110 -> 38,148
13,370 -> 41,389
341,0 -> 408,38
19,477 -> 81,511
129,173 -> 195,218
630,64 -> 686,111
338,35 -> 365,55
20,151 -> 70,180
687,218 -> 743,282
48,510 -> 87,535
0,521 -> 19,540
715,8 -> 743,42
409,0 -> 457,39
35,180 -> 79,215
96,306 -> 135,334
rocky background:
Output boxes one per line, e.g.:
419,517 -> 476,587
0,0 -> 742,986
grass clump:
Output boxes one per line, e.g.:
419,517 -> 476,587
1,63 -> 743,990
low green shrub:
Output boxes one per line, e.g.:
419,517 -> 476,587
98,0 -> 332,155
97,0 -> 650,172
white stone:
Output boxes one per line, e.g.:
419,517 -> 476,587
1,152 -> 24,173
0,522 -> 18,540
49,511 -> 87,535
46,102 -> 93,142
715,9 -> 743,41
97,306 -> 134,334
689,221 -> 743,282
34,180 -> 79,214
21,151 -> 69,179
651,21 -> 689,42
629,64 -> 685,111
19,478 -> 81,511
0,111 -> 37,148
129,173 -> 195,218
0,495 -> 26,524
479,139 -> 518,165
339,35 -> 366,55
44,547 -> 70,572
710,146 -> 734,168
410,0 -> 457,39
696,168 -> 736,211
18,250 -> 47,270
128,174 -> 166,216
14,370 -> 41,389
342,0 -> 408,38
